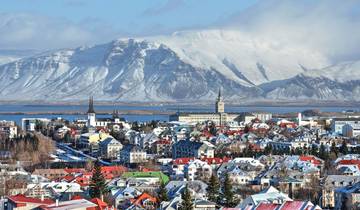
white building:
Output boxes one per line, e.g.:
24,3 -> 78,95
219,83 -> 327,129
342,123 -> 360,137
331,118 -> 360,135
21,118 -> 50,132
184,159 -> 212,181
119,144 -> 147,164
0,120 -> 17,138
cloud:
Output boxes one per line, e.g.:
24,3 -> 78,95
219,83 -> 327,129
142,0 -> 186,16
0,13 -> 122,50
220,0 -> 360,63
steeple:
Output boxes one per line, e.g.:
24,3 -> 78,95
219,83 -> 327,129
87,96 -> 95,113
217,88 -> 223,101
215,88 -> 225,113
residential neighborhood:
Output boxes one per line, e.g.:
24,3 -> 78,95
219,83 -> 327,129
0,95 -> 360,210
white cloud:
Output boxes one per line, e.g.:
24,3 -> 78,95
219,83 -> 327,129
142,0 -> 186,16
0,13 -> 121,50
220,0 -> 360,63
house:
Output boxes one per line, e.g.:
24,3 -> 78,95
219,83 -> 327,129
336,159 -> 360,176
334,181 -> 360,210
26,182 -> 82,199
119,144 -> 147,164
322,175 -> 360,208
99,137 -> 123,159
7,194 -> 54,210
331,118 -> 360,134
236,186 -> 292,209
171,158 -> 195,179
101,166 -> 127,179
151,140 -> 171,156
165,180 -> 208,200
238,200 -> 322,210
79,132 -> 110,154
160,197 -> 216,210
184,159 -> 212,181
32,169 -> 68,181
0,120 -> 17,139
172,140 -> 214,159
39,198 -> 99,210
111,187 -> 141,209
21,118 -> 50,132
228,168 -> 252,185
128,192 -> 157,209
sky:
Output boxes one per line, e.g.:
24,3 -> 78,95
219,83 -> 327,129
0,0 -> 258,49
0,0 -> 360,63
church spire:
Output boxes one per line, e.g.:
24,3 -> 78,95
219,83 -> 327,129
217,88 -> 223,101
87,96 -> 95,113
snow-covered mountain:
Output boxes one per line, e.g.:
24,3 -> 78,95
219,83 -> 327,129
0,30 -> 358,102
261,61 -> 360,100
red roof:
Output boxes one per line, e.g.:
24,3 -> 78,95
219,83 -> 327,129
256,203 -> 279,210
338,159 -> 360,169
202,157 -> 231,165
101,165 -> 127,174
300,155 -> 322,165
173,157 -> 195,165
280,201 -> 306,210
139,167 -> 156,172
90,198 -> 108,210
71,195 -> 83,200
61,174 -> 75,182
64,168 -> 86,174
8,194 -> 54,206
131,193 -> 157,207
338,159 -> 360,165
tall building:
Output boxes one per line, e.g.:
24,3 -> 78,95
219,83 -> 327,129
169,89 -> 272,126
215,88 -> 225,113
169,89 -> 237,125
87,96 -> 96,127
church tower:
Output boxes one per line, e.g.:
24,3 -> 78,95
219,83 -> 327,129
215,88 -> 225,113
87,96 -> 96,127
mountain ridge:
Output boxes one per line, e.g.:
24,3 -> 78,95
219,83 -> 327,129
0,29 -> 358,102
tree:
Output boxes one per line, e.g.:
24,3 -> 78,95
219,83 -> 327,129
319,143 -> 328,160
157,182 -> 169,202
179,185 -> 193,210
311,144 -> 318,156
222,174 -> 235,207
264,144 -> 273,155
331,141 -> 338,157
81,126 -> 89,134
340,140 -> 348,155
89,161 -> 107,199
64,132 -> 71,143
207,173 -> 220,203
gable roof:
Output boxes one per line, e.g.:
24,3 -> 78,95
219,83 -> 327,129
8,194 -> 54,205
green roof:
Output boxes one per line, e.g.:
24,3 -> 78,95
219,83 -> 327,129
122,171 -> 169,184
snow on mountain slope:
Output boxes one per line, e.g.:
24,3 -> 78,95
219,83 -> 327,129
147,30 -> 329,85
0,38 -> 261,102
260,61 -> 360,100
0,30 -> 357,102
302,60 -> 360,82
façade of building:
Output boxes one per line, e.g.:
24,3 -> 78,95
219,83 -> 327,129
86,96 -> 128,129
169,89 -> 272,125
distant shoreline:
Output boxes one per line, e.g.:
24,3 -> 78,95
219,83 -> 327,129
0,100 -> 359,107
0,110 -> 174,116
